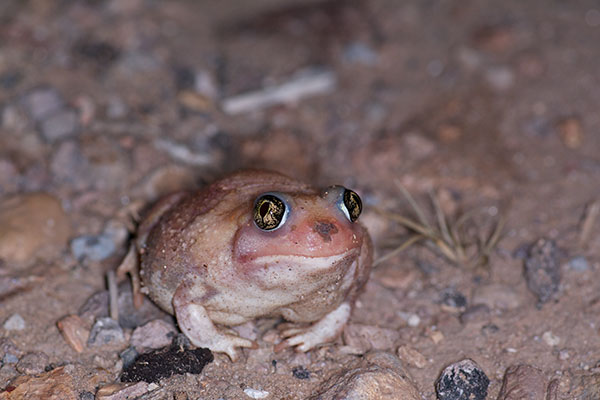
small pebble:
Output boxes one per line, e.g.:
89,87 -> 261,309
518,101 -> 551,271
556,117 -> 583,149
484,66 -> 515,91
436,359 -> 489,400
3,313 -> 25,331
343,324 -> 400,353
79,392 -> 95,400
57,314 -> 89,353
542,331 -> 560,347
343,41 -> 378,65
568,256 -> 590,272
524,238 -> 561,305
130,319 -> 177,351
4,353 -> 19,364
429,330 -> 445,344
95,382 -> 152,400
120,347 -> 139,369
244,388 -> 270,399
87,318 -> 125,347
70,234 -> 116,262
472,283 -> 522,311
397,345 -> 428,369
481,323 -> 500,336
558,349 -> 570,360
21,87 -> 63,121
440,288 -> 467,311
407,314 -> 421,327
292,365 -> 310,380
39,109 -> 79,142
16,351 -> 49,374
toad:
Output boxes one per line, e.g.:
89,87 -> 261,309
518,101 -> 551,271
119,170 -> 372,360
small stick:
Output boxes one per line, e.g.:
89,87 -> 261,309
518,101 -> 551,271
579,199 -> 599,248
107,270 -> 119,322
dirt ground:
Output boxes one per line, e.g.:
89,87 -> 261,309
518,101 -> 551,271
0,0 -> 599,398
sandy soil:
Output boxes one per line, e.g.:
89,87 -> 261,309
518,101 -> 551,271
0,0 -> 599,398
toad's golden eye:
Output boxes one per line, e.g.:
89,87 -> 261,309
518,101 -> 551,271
253,193 -> 288,231
342,189 -> 362,223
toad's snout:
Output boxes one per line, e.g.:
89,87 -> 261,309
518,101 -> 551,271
313,220 -> 339,242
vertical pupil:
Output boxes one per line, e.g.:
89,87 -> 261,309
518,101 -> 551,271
259,201 -> 270,218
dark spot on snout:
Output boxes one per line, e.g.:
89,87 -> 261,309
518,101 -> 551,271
313,221 -> 339,242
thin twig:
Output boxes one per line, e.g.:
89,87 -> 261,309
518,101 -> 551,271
579,199 -> 600,248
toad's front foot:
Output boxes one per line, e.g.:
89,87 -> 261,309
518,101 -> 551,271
275,302 -> 351,353
175,298 -> 256,361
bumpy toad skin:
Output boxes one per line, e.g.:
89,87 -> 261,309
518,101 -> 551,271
135,170 -> 372,360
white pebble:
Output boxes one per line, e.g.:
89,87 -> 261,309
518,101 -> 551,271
542,331 -> 560,347
407,314 -> 421,327
244,388 -> 269,399
3,313 -> 25,331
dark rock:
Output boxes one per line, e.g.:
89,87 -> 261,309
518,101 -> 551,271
70,234 -> 116,262
16,351 -> 49,374
78,391 -> 95,400
119,347 -> 139,370
0,71 -> 22,90
310,352 -> 421,400
440,288 -> 467,310
174,66 -> 196,91
436,358 -> 489,400
497,364 -> 546,400
74,40 -> 120,68
481,323 -> 499,336
21,87 -> 64,121
292,365 -> 310,380
87,318 -> 125,347
40,109 -> 79,142
120,337 -> 213,383
524,238 -> 561,305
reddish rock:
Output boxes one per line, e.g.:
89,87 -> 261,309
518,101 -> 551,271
497,364 -> 547,400
0,193 -> 71,264
0,366 -> 76,400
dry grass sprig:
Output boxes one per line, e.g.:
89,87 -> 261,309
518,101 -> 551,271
375,180 -> 505,270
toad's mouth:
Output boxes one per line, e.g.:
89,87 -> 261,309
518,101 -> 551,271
240,249 -> 359,287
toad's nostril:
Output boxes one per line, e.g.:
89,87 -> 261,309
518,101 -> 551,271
313,221 -> 339,242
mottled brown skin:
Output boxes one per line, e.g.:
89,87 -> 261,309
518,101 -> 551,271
134,170 -> 372,360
